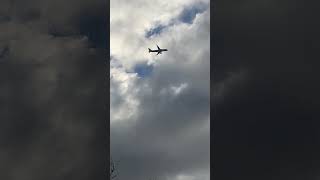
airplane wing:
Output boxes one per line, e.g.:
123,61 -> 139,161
157,51 -> 160,55
157,45 -> 160,50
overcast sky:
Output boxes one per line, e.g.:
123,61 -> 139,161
0,0 -> 107,179
110,0 -> 210,180
213,0 -> 320,179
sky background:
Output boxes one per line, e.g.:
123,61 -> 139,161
0,0 -> 107,179
3,0 -> 319,179
110,0 -> 210,180
213,0 -> 320,179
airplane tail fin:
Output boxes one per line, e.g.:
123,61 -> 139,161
148,48 -> 151,53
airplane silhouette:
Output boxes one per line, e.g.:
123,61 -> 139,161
148,45 -> 168,55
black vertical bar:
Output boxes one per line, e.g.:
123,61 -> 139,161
0,0 -> 110,179
106,0 -> 110,179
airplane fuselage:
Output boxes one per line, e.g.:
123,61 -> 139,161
149,49 -> 167,53
148,45 -> 168,55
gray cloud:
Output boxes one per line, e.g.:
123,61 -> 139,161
213,0 -> 320,179
0,0 -> 107,179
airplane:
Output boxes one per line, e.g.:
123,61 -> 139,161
148,45 -> 168,55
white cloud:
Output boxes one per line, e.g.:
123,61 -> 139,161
111,0 -> 210,179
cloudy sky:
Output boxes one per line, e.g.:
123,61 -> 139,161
0,0 -> 107,179
110,0 -> 210,180
2,0 -> 320,179
214,0 -> 320,179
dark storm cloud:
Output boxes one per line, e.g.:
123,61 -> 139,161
213,0 -> 320,179
1,0 -> 107,47
0,0 -> 108,179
